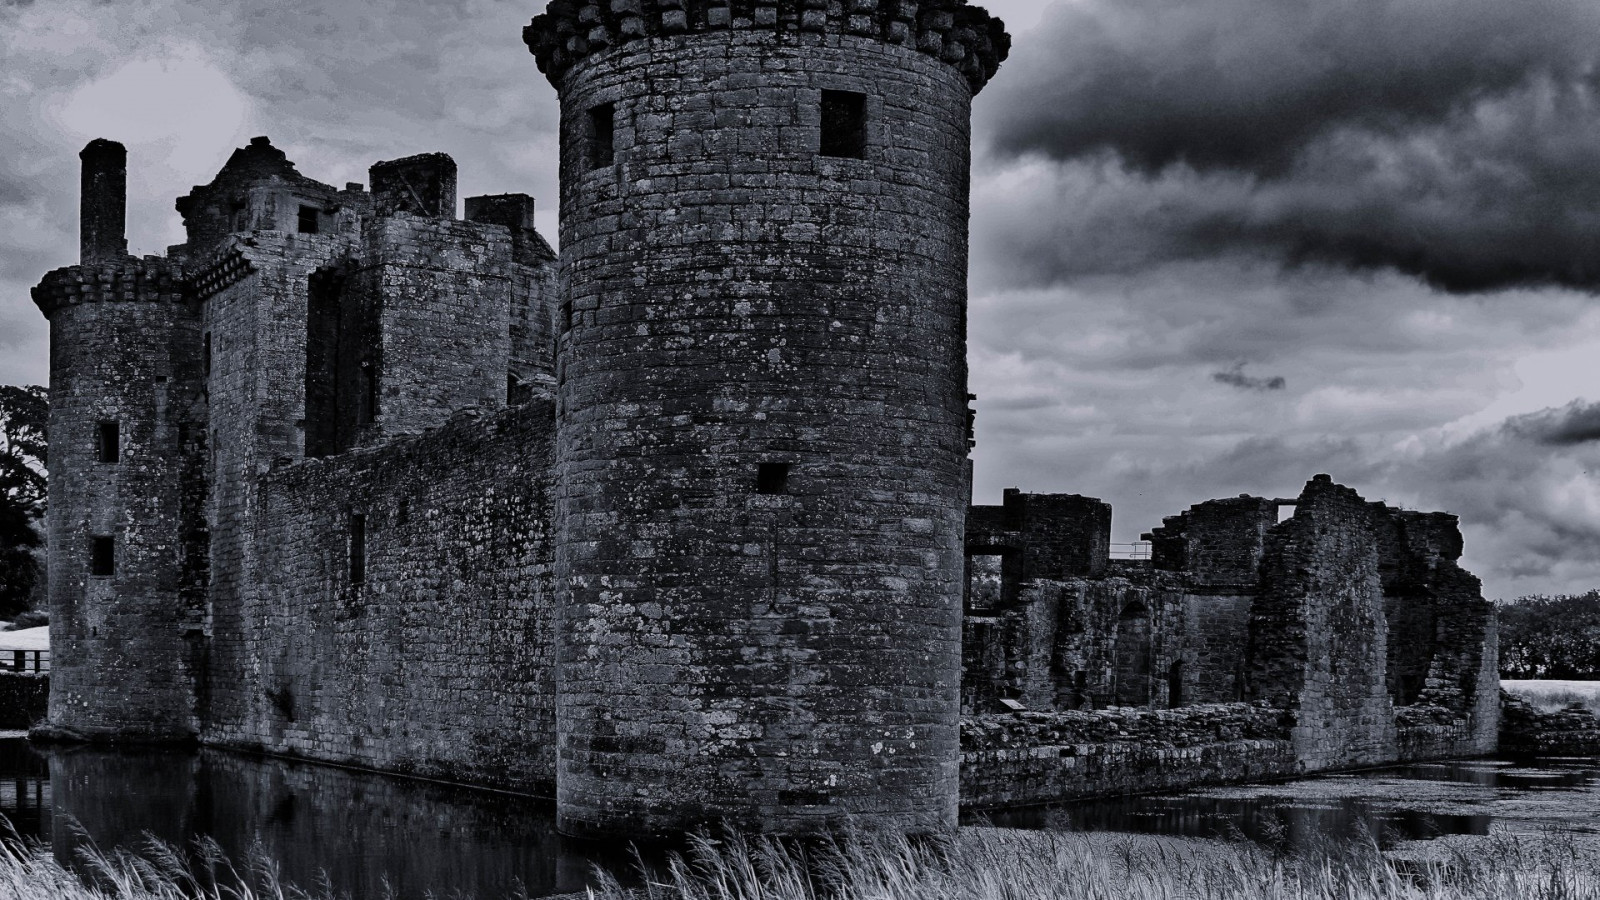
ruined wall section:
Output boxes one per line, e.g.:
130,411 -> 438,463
961,574 -> 1185,713
1375,508 -> 1499,754
1179,593 -> 1253,705
960,704 -> 1293,808
464,193 -> 560,404
206,403 -> 558,790
176,137 -> 355,261
1249,476 -> 1397,770
33,260 -> 204,740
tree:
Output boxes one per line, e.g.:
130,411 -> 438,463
0,385 -> 46,618
1499,592 -> 1600,679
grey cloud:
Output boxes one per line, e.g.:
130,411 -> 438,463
1211,363 -> 1285,392
976,0 -> 1600,293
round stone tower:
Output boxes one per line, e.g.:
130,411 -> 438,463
526,0 -> 1007,837
33,140 -> 204,741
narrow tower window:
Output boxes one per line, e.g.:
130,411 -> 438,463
349,513 -> 366,585
756,462 -> 791,495
203,333 -> 212,376
297,205 -> 320,234
96,421 -> 119,464
91,536 -> 114,577
588,103 -> 616,169
820,90 -> 867,159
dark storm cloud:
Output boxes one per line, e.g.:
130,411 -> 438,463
978,0 -> 1600,293
1506,400 -> 1600,447
1211,363 -> 1285,392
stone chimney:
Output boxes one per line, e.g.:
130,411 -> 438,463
79,138 -> 128,264
369,153 -> 457,218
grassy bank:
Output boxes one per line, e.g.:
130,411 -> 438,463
1503,679 -> 1600,715
8,826 -> 1600,900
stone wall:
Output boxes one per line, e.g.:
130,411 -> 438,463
1500,692 -> 1600,756
960,704 -> 1294,809
206,402 -> 558,792
961,575 -> 1185,714
1179,593 -> 1252,704
1249,476 -> 1398,770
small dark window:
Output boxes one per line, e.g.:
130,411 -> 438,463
154,374 -> 168,383
560,299 -> 573,333
91,536 -> 114,577
96,421 -> 119,464
820,90 -> 866,159
298,205 -> 320,234
588,103 -> 615,169
756,462 -> 790,495
203,333 -> 212,376
359,364 -> 378,425
349,513 -> 366,584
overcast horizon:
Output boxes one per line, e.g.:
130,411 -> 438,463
4,0 -> 1600,600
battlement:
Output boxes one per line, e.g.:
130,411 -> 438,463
524,0 -> 1009,93
31,258 -> 185,319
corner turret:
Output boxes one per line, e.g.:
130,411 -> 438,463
34,141 -> 204,743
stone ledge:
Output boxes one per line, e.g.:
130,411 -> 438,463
524,0 -> 1009,94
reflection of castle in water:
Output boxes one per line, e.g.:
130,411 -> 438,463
37,740 -> 603,900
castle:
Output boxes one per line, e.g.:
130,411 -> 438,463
31,0 -> 1497,840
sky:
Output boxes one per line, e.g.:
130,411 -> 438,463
3,0 -> 1600,600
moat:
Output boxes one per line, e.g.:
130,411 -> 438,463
1,736 -> 1597,900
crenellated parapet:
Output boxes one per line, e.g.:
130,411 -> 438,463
32,259 -> 186,320
524,0 -> 1009,93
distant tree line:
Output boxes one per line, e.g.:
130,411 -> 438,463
0,385 -> 46,619
1499,592 -> 1600,679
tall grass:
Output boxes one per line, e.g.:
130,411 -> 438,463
0,831 -> 380,900
5,824 -> 1600,900
588,826 -> 1600,900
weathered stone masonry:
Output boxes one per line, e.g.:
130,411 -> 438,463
957,475 -> 1500,809
33,0 -> 1498,840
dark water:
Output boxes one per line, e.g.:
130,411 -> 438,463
0,737 -> 636,899
973,757 -> 1600,850
4,739 -> 1599,898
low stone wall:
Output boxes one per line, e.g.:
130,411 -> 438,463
1395,704 -> 1495,761
1500,692 -> 1600,756
960,703 -> 1296,809
0,672 -> 48,729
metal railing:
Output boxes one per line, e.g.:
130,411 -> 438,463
0,650 -> 49,674
1108,542 -> 1152,561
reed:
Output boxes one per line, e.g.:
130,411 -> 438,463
4,823 -> 1600,900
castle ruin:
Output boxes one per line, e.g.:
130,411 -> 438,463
31,0 -> 1496,840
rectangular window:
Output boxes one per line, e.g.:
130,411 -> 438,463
966,554 -> 1004,611
820,90 -> 867,159
96,421 -> 119,464
560,299 -> 573,333
349,513 -> 366,585
297,205 -> 320,234
588,103 -> 615,169
91,536 -> 114,577
203,333 -> 212,376
756,462 -> 791,495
